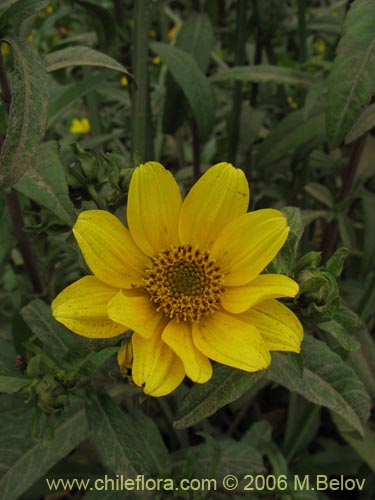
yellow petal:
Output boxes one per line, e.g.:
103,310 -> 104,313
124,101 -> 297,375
52,276 -> 126,338
73,210 -> 149,288
179,162 -> 249,250
162,319 -> 212,383
238,299 -> 303,352
211,209 -> 289,286
127,162 -> 182,256
222,274 -> 299,314
193,310 -> 271,372
132,324 -> 185,397
107,289 -> 162,339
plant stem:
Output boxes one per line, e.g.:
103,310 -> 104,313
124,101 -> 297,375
227,0 -> 247,164
0,50 -> 44,295
321,135 -> 366,263
131,0 -> 152,163
4,189 -> 45,294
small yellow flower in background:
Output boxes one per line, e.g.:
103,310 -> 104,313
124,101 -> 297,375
168,24 -> 181,41
52,162 -> 303,397
149,29 -> 157,38
45,5 -> 53,15
59,26 -> 68,36
152,56 -> 161,65
287,96 -> 299,109
313,38 -> 327,53
70,118 -> 91,134
1,43 -> 9,57
27,33 -> 34,42
120,76 -> 128,86
330,9 -> 338,16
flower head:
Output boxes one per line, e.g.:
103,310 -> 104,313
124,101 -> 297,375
70,118 -> 91,134
52,162 -> 303,397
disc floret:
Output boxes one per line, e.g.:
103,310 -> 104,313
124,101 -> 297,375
143,245 -> 225,322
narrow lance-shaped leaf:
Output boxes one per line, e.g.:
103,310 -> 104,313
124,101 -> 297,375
15,141 -> 76,225
44,46 -> 131,76
0,0 -> 48,30
0,36 -> 49,188
268,335 -> 371,435
174,365 -> 265,429
255,107 -> 326,169
210,65 -> 316,87
151,42 -> 216,140
21,299 -> 78,363
163,12 -> 214,134
86,391 -> 170,477
326,0 -> 375,148
345,102 -> 375,144
0,406 -> 88,500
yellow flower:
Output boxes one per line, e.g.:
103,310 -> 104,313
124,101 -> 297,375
313,39 -> 326,53
59,26 -> 68,36
1,43 -> 9,57
152,56 -> 161,65
52,162 -> 303,397
70,118 -> 91,134
46,5 -> 53,15
120,76 -> 128,86
27,33 -> 34,42
168,24 -> 181,41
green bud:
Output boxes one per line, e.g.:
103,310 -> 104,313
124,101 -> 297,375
71,143 -> 99,182
294,251 -> 322,275
120,168 -> 134,191
325,247 -> 349,278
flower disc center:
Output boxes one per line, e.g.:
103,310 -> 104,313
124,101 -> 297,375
143,245 -> 224,322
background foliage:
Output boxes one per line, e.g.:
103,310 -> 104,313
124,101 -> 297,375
0,0 -> 374,499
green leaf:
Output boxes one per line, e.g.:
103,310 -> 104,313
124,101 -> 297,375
0,404 -> 88,500
331,412 -> 375,473
86,391 -> 170,477
0,0 -> 48,29
176,11 -> 214,72
345,102 -> 375,144
305,182 -> 334,208
256,108 -> 326,169
325,247 -> 349,278
15,141 -> 76,225
69,346 -> 117,378
268,335 -> 371,435
21,299 -> 77,362
303,81 -> 326,120
347,326 -> 375,400
361,191 -> 375,274
210,65 -> 316,87
174,365 -> 264,429
76,0 -> 117,50
173,438 -> 265,481
44,46 -> 131,76
163,12 -> 214,135
0,36 -> 49,188
337,212 -> 358,251
326,0 -> 375,147
318,305 -> 361,351
151,41 -> 216,139
0,362 -> 29,393
274,207 -> 303,275
48,73 -> 109,127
